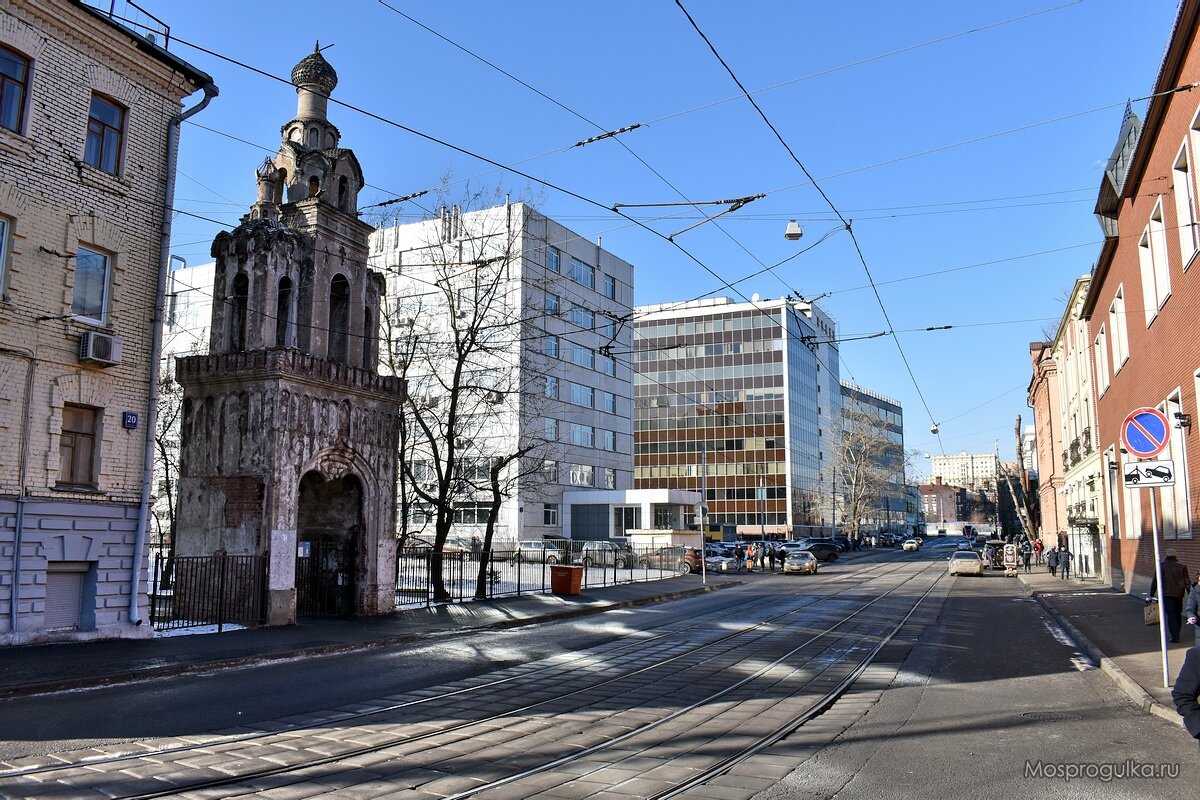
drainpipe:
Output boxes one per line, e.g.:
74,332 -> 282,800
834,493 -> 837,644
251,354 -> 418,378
4,347 -> 35,637
129,79 -> 218,626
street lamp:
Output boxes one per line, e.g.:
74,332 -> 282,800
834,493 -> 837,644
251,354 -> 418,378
784,220 -> 803,240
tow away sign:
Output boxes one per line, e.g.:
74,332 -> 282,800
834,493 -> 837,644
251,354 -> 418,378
1123,459 -> 1176,488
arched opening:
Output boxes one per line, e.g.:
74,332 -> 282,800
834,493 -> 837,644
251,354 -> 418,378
275,276 -> 293,347
308,175 -> 320,197
338,176 -> 349,211
307,127 -> 319,148
362,306 -> 374,369
273,168 -> 286,205
329,274 -> 350,363
296,471 -> 363,616
230,271 -> 249,351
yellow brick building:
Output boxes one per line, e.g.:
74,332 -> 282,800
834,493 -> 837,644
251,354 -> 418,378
0,0 -> 214,643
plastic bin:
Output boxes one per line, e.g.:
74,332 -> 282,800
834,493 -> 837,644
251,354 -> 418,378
550,564 -> 584,595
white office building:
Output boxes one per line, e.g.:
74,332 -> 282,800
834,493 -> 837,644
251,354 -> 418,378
370,203 -> 635,543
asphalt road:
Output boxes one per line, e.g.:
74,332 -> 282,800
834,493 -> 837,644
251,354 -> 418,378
4,538 -> 1195,799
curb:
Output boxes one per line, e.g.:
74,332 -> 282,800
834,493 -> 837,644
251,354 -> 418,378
1022,583 -> 1183,728
0,579 -> 741,700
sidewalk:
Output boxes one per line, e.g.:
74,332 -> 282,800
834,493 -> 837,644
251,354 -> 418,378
1017,570 -> 1191,728
0,574 -> 742,699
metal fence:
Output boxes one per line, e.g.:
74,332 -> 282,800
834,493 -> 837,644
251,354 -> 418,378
149,551 -> 268,632
395,543 -> 701,608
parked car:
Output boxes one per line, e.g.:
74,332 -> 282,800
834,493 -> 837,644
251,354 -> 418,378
576,541 -> 631,568
901,539 -> 921,552
783,551 -> 820,575
832,536 -> 852,552
948,551 -> 984,576
511,541 -> 564,564
797,539 -> 839,562
705,555 -> 737,572
442,536 -> 472,554
705,542 -> 737,558
636,546 -> 702,574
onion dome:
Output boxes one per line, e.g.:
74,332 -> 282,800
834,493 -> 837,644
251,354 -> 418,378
290,42 -> 338,95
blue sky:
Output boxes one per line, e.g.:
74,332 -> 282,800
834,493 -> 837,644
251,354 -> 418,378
142,0 -> 1182,469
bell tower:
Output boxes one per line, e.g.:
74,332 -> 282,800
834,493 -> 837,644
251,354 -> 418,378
174,47 -> 403,625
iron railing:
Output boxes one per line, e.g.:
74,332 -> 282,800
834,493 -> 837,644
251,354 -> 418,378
149,551 -> 267,632
395,543 -> 706,608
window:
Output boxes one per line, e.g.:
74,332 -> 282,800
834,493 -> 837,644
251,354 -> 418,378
1138,200 -> 1171,324
84,94 -> 125,175
599,355 -> 616,376
570,257 -> 595,290
59,404 -> 98,486
71,246 -> 111,323
0,45 -> 28,134
452,503 -> 490,524
603,274 -> 616,300
1109,287 -> 1129,368
601,430 -> 616,451
1094,327 -> 1110,394
547,246 -> 560,273
0,216 -> 9,293
1174,140 -> 1200,267
544,334 -> 559,358
569,463 -> 594,487
570,382 -> 594,408
329,275 -> 350,363
599,391 -> 616,414
569,305 -> 595,330
569,423 -> 594,447
603,467 -> 616,489
542,460 -> 558,482
544,418 -> 557,441
569,343 -> 594,369
545,375 -> 558,399
603,317 -> 617,340
1169,390 -> 1192,539
544,503 -> 560,526
545,292 -> 560,315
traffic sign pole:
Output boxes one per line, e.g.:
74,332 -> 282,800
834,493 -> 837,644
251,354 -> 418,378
1149,489 -> 1170,688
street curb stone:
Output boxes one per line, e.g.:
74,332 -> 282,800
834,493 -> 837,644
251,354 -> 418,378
1021,583 -> 1184,728
0,579 -> 741,700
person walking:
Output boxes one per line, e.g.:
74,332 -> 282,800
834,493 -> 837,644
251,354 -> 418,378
733,544 -> 744,573
768,544 -> 777,572
1171,646 -> 1200,748
1021,544 -> 1032,574
1033,539 -> 1044,565
1184,570 -> 1200,646
1059,545 -> 1072,580
1152,549 -> 1193,643
1047,546 -> 1059,577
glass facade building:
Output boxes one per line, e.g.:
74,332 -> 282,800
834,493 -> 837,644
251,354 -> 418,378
633,297 -> 840,537
840,382 -> 907,535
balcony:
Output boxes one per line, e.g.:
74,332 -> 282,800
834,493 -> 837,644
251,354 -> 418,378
1062,449 -> 1070,471
1069,438 -> 1081,467
1082,427 -> 1093,455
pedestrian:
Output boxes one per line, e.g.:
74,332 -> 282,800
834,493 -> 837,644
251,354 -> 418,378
1047,547 -> 1059,577
1171,646 -> 1200,749
733,544 -> 744,573
1022,546 -> 1032,574
1059,546 -> 1072,580
1033,539 -> 1044,565
1184,569 -> 1200,646
1151,548 -> 1193,643
768,544 -> 777,571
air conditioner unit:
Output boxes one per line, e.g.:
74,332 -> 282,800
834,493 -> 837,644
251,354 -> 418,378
80,332 -> 122,367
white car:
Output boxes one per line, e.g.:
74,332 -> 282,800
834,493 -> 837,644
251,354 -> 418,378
948,551 -> 984,576
902,539 -> 921,552
511,541 -> 563,564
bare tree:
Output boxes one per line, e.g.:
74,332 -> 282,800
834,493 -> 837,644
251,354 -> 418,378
836,406 -> 901,544
375,193 -> 553,601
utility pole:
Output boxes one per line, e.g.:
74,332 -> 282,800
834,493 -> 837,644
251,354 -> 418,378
700,443 -> 707,584
760,475 -> 767,544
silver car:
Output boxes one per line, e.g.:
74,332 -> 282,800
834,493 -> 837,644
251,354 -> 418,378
512,541 -> 563,564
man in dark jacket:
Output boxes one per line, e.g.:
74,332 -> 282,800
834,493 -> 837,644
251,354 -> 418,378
1151,549 -> 1192,643
1173,647 -> 1200,748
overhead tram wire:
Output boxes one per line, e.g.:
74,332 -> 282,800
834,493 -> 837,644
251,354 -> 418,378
373,2 -> 818,312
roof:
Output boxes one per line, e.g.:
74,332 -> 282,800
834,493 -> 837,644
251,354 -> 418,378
71,0 -> 213,90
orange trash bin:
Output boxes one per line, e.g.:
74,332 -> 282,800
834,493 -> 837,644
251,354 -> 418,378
550,564 -> 584,595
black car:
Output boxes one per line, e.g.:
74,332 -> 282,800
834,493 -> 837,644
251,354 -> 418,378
797,539 -> 839,562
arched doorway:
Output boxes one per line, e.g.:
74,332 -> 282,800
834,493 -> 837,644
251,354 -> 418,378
296,471 -> 363,616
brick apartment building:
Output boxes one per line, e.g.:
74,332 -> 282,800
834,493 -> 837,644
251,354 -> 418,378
0,1 -> 214,643
1083,0 -> 1200,593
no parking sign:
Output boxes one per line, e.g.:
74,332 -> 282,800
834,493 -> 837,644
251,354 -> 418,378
1121,407 -> 1171,459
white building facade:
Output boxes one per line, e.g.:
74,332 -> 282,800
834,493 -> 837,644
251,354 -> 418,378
929,451 -> 1000,490
370,203 -> 635,544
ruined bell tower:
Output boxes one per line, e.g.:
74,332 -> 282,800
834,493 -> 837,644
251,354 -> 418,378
174,45 -> 403,624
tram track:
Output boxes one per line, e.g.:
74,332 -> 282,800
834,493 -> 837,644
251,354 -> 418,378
0,558 -> 937,799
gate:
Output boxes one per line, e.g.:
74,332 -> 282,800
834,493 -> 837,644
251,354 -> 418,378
296,536 -> 357,616
150,551 -> 267,632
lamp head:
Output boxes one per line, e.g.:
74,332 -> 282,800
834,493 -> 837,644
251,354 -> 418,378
784,220 -> 804,241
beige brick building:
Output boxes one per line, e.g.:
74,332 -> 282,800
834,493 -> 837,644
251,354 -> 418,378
0,1 -> 214,643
